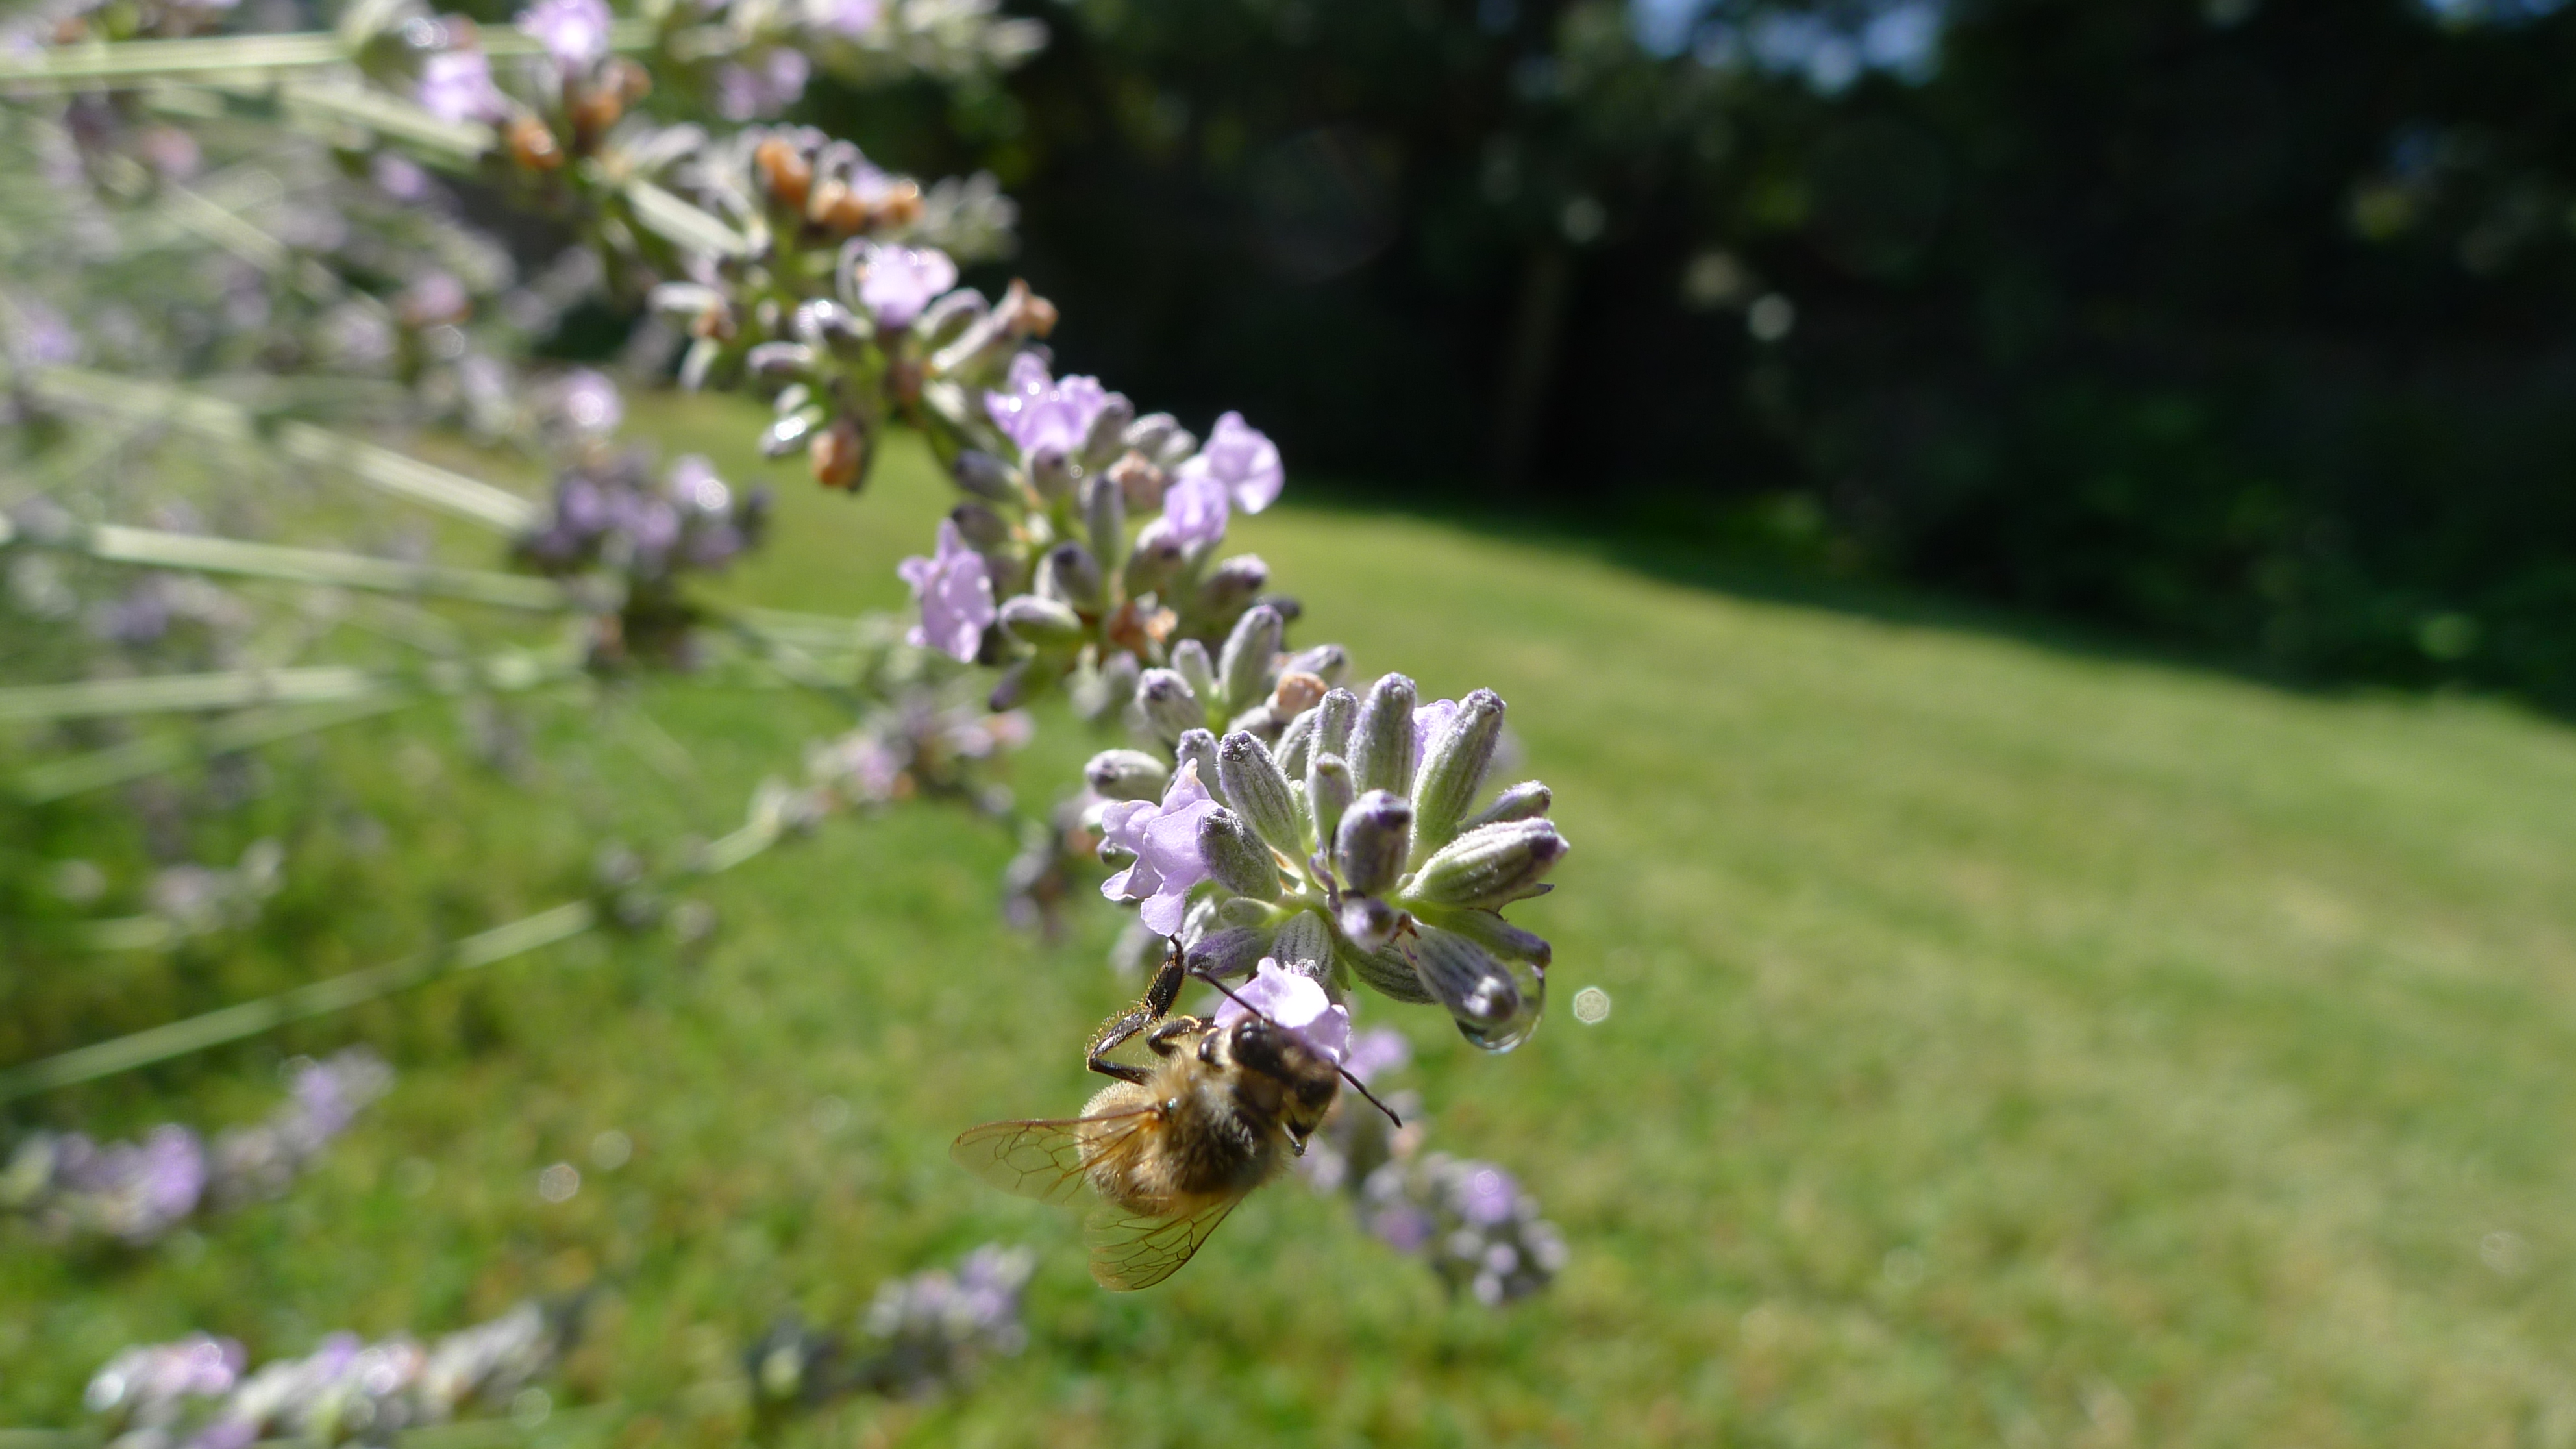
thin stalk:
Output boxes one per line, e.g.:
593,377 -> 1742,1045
0,649 -> 565,723
71,523 -> 580,611
0,21 -> 654,88
15,695 -> 423,802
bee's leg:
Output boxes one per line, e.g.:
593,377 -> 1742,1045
1144,1015 -> 1204,1055
1088,938 -> 1200,1084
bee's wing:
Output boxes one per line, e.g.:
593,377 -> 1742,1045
950,1109 -> 1160,1207
1082,1194 -> 1241,1291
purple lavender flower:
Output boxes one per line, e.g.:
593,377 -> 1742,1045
5,294 -> 79,367
1366,1199 -> 1435,1254
416,50 -> 507,125
713,47 -> 811,121
1098,760 -> 1221,935
369,153 -> 432,201
516,0 -> 612,71
983,353 -> 1109,464
897,518 -> 997,662
1159,473 -> 1229,549
809,0 -> 880,35
1341,1026 -> 1411,1086
856,243 -> 958,328
1173,412 -> 1283,512
552,368 -> 623,435
1214,958 -> 1352,1064
1455,1163 -> 1518,1226
1411,697 -> 1458,757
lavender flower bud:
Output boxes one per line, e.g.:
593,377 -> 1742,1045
1081,393 -> 1136,471
1218,732 -> 1303,860
1337,790 -> 1412,896
1274,706 -> 1319,777
761,413 -> 815,458
1284,643 -> 1351,686
1184,924 -> 1270,980
1082,475 -> 1126,575
1173,729 -> 1221,801
1135,669 -> 1201,744
1198,808 -> 1280,900
952,449 -> 1018,502
1109,451 -> 1167,512
1028,448 -> 1076,501
1219,604 -> 1285,715
1036,543 -> 1102,610
1341,936 -> 1435,1003
999,595 -> 1084,647
1463,781 -> 1551,830
915,287 -> 987,347
791,299 -> 867,354
1349,673 -> 1418,798
1405,820 -> 1567,909
1315,687 -> 1359,758
1123,411 -> 1180,460
1172,639 -> 1219,713
1196,554 -> 1269,618
1418,905 -> 1552,969
1339,893 -> 1403,952
1406,927 -> 1519,1025
1270,908 -> 1334,979
1154,424 -> 1198,468
746,341 -> 815,382
1307,752 -> 1354,858
1411,688 -> 1505,855
950,503 -> 1011,551
1085,749 -> 1170,801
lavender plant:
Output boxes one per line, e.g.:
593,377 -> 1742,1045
1,1048 -> 391,1245
747,1243 -> 1034,1414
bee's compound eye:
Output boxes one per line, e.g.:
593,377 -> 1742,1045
1197,1033 -> 1218,1063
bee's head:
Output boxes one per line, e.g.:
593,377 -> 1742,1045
1219,1015 -> 1341,1118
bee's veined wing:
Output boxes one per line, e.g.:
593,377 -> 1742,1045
950,1109 -> 1160,1207
1084,1193 -> 1241,1291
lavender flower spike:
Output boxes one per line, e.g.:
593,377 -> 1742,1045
1159,472 -> 1229,549
898,519 -> 997,662
517,0 -> 612,71
416,51 -> 507,125
1098,760 -> 1220,935
858,243 -> 958,328
1215,958 -> 1352,1065
1174,412 -> 1285,514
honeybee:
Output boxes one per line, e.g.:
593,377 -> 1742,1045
952,961 -> 1398,1290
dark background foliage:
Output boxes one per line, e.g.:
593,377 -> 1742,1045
817,0 -> 2576,704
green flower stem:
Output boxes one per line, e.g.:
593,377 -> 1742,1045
0,649 -> 565,723
14,695 -> 426,803
45,522 -> 583,611
0,21 -> 655,90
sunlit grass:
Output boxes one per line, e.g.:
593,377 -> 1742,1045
10,393 -> 2576,1445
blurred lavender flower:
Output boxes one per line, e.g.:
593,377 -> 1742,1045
808,687 -> 1032,809
1364,1153 -> 1568,1306
1098,760 -> 1219,935
517,0 -> 612,70
897,518 -> 996,662
1215,958 -> 1352,1064
1,1049 -> 390,1245
983,353 -> 1109,464
1341,1024 -> 1411,1085
1174,411 -> 1283,514
714,49 -> 812,121
86,1301 -> 569,1447
856,242 -> 957,328
550,367 -> 623,436
415,50 -> 507,125
749,1245 -> 1033,1416
807,0 -> 881,36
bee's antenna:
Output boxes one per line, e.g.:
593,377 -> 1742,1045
1196,972 -> 1404,1130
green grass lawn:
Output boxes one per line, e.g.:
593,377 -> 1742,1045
11,394 -> 2576,1446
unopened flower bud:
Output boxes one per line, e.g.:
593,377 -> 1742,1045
1405,820 -> 1567,909
1199,808 -> 1280,900
1083,474 -> 1126,575
1184,924 -> 1270,980
1081,393 -> 1136,471
1135,670 -> 1200,744
1271,671 -> 1327,720
1219,604 -> 1284,715
1283,643 -> 1350,686
1172,728 -> 1220,802
1028,447 -> 1075,501
1406,928 -> 1519,1024
1123,412 -> 1180,460
1172,640 -> 1218,715
1411,688 -> 1505,855
1218,732 -> 1303,861
1085,749 -> 1170,801
1418,905 -> 1552,969
1304,750 -> 1354,856
1152,424 -> 1196,468
1274,705 -> 1319,776
1196,555 -> 1269,618
1337,789 -> 1413,897
1036,542 -> 1102,610
1348,673 -> 1418,798
1462,781 -> 1551,830
793,299 -> 868,354
1109,451 -> 1166,512
915,287 -> 987,347
747,341 -> 813,382
760,412 -> 815,459
1314,687 -> 1357,758
1339,893 -> 1402,951
949,502 -> 1011,551
951,449 -> 1017,502
999,594 -> 1084,647
1122,520 -> 1185,595
1270,908 -> 1333,978
1340,935 -> 1434,1003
